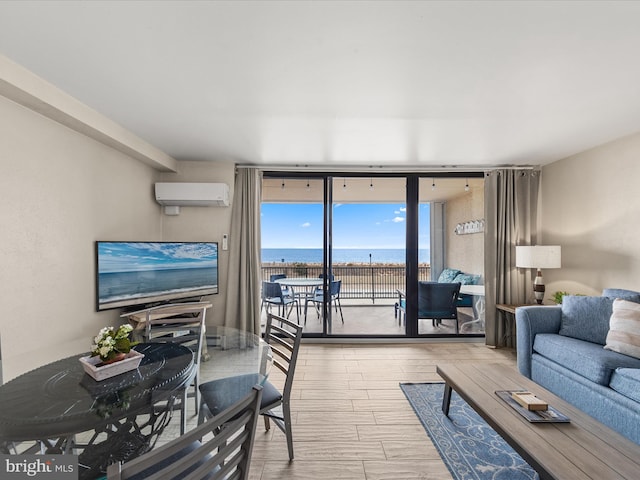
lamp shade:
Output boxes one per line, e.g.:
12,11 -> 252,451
515,245 -> 561,269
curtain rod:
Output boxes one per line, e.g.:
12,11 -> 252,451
236,164 -> 537,173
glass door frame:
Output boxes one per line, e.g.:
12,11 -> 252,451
262,171 -> 483,339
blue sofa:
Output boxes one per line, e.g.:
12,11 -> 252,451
516,288 -> 640,445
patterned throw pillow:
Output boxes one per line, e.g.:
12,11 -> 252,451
453,273 -> 480,285
437,268 -> 461,283
604,299 -> 640,359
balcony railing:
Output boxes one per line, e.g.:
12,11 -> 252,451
262,264 -> 431,303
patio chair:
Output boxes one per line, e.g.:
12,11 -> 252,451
304,279 -> 344,324
198,313 -> 303,460
395,289 -> 406,325
418,281 -> 461,334
269,273 -> 293,298
261,280 -> 299,323
107,384 -> 263,480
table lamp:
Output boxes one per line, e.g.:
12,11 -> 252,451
516,245 -> 562,304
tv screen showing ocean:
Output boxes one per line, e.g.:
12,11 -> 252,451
262,248 -> 430,264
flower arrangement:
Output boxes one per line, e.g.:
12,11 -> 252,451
91,324 -> 137,363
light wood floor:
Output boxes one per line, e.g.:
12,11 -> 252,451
239,342 -> 516,480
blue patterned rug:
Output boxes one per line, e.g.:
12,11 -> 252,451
400,382 -> 539,480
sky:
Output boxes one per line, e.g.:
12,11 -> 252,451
261,203 -> 431,249
98,242 -> 218,273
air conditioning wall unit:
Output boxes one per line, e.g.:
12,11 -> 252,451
155,183 -> 230,209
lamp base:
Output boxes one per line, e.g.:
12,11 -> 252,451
533,269 -> 545,304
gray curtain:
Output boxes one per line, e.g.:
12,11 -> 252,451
224,168 -> 262,334
484,169 -> 540,347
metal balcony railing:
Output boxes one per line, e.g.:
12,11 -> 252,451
262,264 -> 431,303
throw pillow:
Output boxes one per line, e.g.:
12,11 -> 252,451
437,268 -> 461,283
559,295 -> 614,345
602,288 -> 640,304
604,299 -> 640,359
453,273 -> 480,285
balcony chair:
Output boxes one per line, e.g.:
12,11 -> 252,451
418,281 -> 462,334
269,273 -> 293,298
107,384 -> 262,480
261,280 -> 299,324
198,313 -> 303,461
304,279 -> 344,324
122,301 -> 211,434
395,289 -> 407,325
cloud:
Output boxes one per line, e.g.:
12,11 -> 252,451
392,217 -> 405,223
300,222 -> 311,228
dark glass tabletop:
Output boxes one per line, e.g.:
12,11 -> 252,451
0,343 -> 194,443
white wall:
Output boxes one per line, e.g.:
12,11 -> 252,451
541,132 -> 640,297
158,161 -> 235,326
0,95 -> 162,379
0,95 -> 237,380
446,186 -> 485,279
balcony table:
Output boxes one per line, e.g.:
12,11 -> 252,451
458,284 -> 485,332
275,278 -> 332,322
274,277 -> 324,296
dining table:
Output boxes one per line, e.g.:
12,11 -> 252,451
0,326 -> 271,480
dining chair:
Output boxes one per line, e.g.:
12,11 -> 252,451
261,280 -> 299,323
304,279 -> 344,324
123,301 -> 211,433
106,384 -> 263,480
418,281 -> 462,334
198,312 -> 303,461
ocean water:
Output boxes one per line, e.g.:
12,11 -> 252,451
98,267 -> 218,303
262,248 -> 430,264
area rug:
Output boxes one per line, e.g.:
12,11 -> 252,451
400,382 -> 539,480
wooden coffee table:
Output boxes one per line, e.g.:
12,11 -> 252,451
436,363 -> 640,479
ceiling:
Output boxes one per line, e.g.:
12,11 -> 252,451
262,177 -> 484,203
2,1 -> 640,170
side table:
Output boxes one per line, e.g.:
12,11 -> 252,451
495,303 -> 531,347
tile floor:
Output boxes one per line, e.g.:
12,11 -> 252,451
171,341 -> 517,480
263,302 -> 484,337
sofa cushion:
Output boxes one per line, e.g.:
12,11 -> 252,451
559,295 -> 613,345
602,288 -> 640,304
533,333 -> 640,385
437,268 -> 461,283
604,298 -> 640,359
453,273 -> 480,285
609,368 -> 640,403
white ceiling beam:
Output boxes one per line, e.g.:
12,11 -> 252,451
0,54 -> 177,172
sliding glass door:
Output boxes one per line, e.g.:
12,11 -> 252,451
327,176 -> 406,335
261,173 -> 485,338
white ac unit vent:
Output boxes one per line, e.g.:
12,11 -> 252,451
155,183 -> 230,207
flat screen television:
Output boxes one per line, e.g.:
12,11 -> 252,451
96,241 -> 218,311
